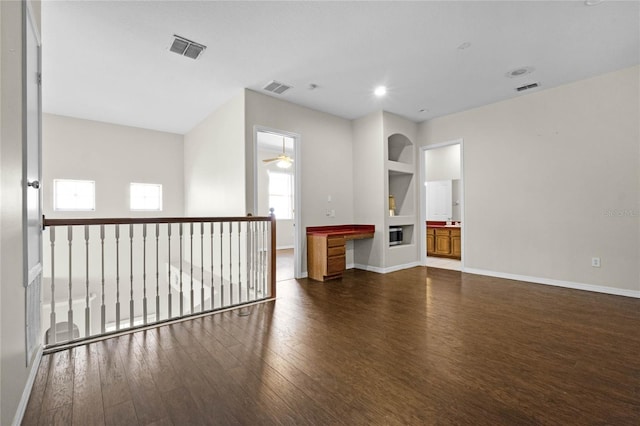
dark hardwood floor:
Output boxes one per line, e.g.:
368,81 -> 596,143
23,266 -> 640,425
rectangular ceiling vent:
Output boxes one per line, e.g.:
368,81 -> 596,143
170,35 -> 206,60
263,80 -> 292,95
516,82 -> 540,92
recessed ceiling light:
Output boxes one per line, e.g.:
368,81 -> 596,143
505,66 -> 535,78
585,0 -> 603,6
374,86 -> 387,97
457,42 -> 471,50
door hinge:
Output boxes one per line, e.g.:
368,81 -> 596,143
37,73 -> 42,85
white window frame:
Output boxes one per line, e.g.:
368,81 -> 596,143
53,179 -> 96,211
268,171 -> 294,220
130,182 -> 163,211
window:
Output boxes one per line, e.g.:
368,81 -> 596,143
130,183 -> 162,211
53,179 -> 95,211
268,171 -> 293,219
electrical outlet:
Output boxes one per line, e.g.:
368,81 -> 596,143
591,257 -> 601,268
327,195 -> 332,202
330,209 -> 335,217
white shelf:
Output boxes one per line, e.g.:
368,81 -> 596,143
387,160 -> 414,175
388,243 -> 416,250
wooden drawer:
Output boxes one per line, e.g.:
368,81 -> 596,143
327,256 -> 346,274
435,228 -> 451,236
450,228 -> 461,237
327,237 -> 345,247
327,245 -> 346,257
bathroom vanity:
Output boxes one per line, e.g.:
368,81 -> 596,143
426,222 -> 461,259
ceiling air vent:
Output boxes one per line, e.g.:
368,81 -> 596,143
263,80 -> 292,95
169,35 -> 206,60
516,82 -> 540,92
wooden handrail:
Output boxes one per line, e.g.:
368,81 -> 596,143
43,215 -> 274,227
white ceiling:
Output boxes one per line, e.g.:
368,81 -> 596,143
42,1 -> 640,135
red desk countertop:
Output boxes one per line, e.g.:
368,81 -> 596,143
306,224 -> 375,237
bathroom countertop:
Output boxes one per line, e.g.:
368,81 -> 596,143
426,221 -> 461,229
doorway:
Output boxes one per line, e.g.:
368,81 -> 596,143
420,140 -> 464,271
254,128 -> 301,281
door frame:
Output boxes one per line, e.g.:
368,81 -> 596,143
419,139 -> 465,270
253,126 -> 302,279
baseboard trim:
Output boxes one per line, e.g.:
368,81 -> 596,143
463,267 -> 640,299
353,261 -> 422,274
12,346 -> 43,426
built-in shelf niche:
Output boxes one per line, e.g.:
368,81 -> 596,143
387,133 -> 413,164
389,224 -> 414,247
388,170 -> 414,217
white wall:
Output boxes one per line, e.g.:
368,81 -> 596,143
244,89 -> 354,272
418,65 -> 640,294
184,92 -> 246,217
425,144 -> 460,181
1,1 -> 40,424
43,114 -> 185,219
352,111 -> 385,268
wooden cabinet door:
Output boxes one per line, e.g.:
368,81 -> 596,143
434,229 -> 451,255
452,236 -> 461,258
435,234 -> 451,254
426,234 -> 434,254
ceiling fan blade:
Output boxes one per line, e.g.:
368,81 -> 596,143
262,157 -> 280,163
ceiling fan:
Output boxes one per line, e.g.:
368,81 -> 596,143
262,137 -> 293,169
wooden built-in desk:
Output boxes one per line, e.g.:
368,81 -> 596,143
307,225 -> 375,281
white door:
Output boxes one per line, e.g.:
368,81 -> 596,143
426,180 -> 452,221
24,2 -> 43,362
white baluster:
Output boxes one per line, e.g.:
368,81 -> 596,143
143,223 -> 147,325
210,222 -> 214,310
156,223 -> 160,322
67,226 -> 73,341
238,222 -> 242,303
129,224 -> 134,328
49,227 -> 56,344
167,223 -> 172,318
220,222 -> 224,307
84,225 -> 90,337
190,222 -> 194,313
200,222 -> 204,312
100,225 -> 105,333
229,222 -> 233,305
179,223 -> 184,316
115,224 -> 120,330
